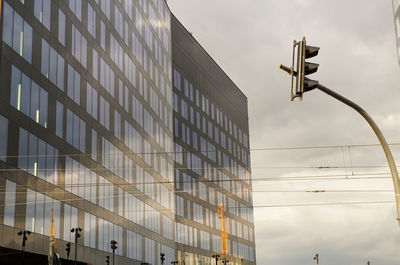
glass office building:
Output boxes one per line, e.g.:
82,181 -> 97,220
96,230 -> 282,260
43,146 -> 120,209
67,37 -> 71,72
394,0 -> 400,64
171,16 -> 255,265
0,0 -> 255,264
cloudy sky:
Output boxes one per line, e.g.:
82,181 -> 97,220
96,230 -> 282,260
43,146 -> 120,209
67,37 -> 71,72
168,1 -> 400,264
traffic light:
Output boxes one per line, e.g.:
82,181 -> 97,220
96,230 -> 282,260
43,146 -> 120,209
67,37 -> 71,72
65,242 -> 71,260
295,37 -> 320,98
106,255 -> 110,265
160,253 -> 165,265
279,37 -> 320,100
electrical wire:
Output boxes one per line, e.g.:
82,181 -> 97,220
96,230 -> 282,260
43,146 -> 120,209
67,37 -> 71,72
0,172 -> 392,191
2,142 -> 400,160
0,197 -> 395,214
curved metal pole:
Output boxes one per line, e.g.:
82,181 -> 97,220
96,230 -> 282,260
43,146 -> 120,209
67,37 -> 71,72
316,83 -> 400,226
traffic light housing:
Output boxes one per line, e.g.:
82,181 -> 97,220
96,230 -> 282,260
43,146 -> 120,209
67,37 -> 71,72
106,255 -> 110,265
295,37 -> 320,98
279,37 -> 320,100
65,242 -> 71,259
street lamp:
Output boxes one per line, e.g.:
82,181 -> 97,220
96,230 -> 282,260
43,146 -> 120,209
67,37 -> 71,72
71,227 -> 82,265
212,254 -> 220,265
17,230 -> 31,251
110,240 -> 118,265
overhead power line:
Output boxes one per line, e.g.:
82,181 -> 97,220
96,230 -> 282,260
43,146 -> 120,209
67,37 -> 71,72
0,172 -> 392,191
1,142 -> 400,160
0,195 -> 394,213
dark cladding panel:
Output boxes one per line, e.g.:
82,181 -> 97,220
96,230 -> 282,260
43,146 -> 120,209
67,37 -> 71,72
171,15 -> 249,131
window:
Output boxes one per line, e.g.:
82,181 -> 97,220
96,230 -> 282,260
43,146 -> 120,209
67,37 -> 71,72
181,99 -> 188,119
124,156 -> 133,183
65,156 -> 97,202
63,204 -> 78,242
25,189 -> 61,237
132,95 -> 143,126
56,101 -> 64,138
98,218 -> 122,254
175,195 -> 184,217
4,180 -> 16,227
127,230 -> 142,261
86,83 -> 98,119
99,96 -> 110,130
18,128 -> 59,184
92,49 -> 98,80
99,176 -> 114,212
34,0 -> 51,30
143,109 -> 153,136
84,213 -> 96,248
69,0 -> 82,21
100,58 -> 115,96
100,21 -> 106,50
124,121 -> 142,154
102,137 -> 123,179
87,3 -> 96,38
100,0 -> 111,20
66,109 -> 86,152
0,115 -> 8,162
3,2 -> 33,63
58,9 -> 66,46
10,65 -> 48,127
71,25 -> 87,68
91,129 -> 97,161
184,79 -> 189,97
114,110 -> 121,139
67,64 -> 81,104
41,39 -> 65,91
173,69 -> 181,90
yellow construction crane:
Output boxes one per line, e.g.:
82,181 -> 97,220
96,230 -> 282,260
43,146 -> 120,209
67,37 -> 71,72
218,204 -> 229,256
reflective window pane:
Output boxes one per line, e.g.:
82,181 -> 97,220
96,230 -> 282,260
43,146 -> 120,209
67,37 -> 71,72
0,115 -> 8,162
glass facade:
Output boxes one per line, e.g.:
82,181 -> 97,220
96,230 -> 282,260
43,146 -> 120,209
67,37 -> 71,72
0,0 -> 255,264
171,15 -> 256,265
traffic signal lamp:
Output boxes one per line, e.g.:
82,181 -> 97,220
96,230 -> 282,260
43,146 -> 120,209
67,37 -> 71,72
106,255 -> 110,265
279,37 -> 320,100
65,242 -> 71,259
296,37 -> 320,98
